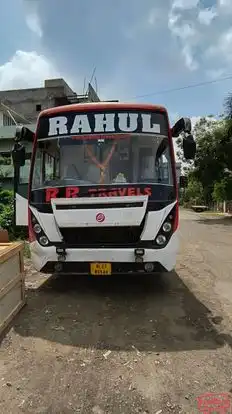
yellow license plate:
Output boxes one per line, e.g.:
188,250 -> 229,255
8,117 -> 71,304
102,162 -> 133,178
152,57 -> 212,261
90,262 -> 112,275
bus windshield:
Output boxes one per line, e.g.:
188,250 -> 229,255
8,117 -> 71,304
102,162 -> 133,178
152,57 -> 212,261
31,133 -> 174,190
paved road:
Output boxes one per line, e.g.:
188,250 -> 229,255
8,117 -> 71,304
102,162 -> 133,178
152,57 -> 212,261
1,209 -> 232,413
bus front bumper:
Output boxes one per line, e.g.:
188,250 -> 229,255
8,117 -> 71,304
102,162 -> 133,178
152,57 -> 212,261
30,233 -> 179,274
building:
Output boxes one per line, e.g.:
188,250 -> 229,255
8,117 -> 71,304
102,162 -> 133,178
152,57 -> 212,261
0,102 -> 33,188
0,78 -> 100,189
0,78 -> 100,123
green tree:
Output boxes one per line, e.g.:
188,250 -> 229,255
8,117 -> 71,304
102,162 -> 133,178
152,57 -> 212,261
0,154 -> 12,181
213,177 -> 232,203
182,177 -> 204,205
0,201 -> 14,231
0,189 -> 14,205
212,180 -> 227,203
0,158 -> 14,234
176,114 -> 232,204
192,117 -> 232,203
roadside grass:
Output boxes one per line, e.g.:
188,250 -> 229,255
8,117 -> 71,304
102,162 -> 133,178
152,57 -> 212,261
10,237 -> 31,258
180,206 -> 231,217
23,241 -> 31,258
199,211 -> 232,217
199,211 -> 226,216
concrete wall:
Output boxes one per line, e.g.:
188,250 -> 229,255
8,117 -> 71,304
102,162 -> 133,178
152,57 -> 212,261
0,87 -> 65,122
0,79 -> 100,123
0,78 -> 77,122
44,78 -> 75,97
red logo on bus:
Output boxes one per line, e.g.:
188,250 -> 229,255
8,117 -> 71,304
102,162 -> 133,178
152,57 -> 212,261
96,213 -> 105,223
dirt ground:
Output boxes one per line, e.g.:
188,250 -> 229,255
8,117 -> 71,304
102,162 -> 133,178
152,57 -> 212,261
1,209 -> 232,414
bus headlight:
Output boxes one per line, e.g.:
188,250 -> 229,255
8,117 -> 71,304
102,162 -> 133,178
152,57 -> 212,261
39,236 -> 49,246
156,235 -> 167,246
33,224 -> 41,234
162,222 -> 172,233
29,210 -> 50,247
153,204 -> 178,248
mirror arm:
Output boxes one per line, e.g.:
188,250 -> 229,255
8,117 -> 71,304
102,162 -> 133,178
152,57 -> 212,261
15,126 -> 34,143
171,117 -> 192,137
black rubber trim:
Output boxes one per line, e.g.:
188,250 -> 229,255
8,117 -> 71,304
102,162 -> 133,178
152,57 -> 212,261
55,201 -> 144,210
41,261 -> 167,274
50,241 -> 154,249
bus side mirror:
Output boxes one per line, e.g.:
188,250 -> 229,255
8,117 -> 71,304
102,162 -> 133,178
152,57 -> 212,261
183,134 -> 196,160
15,126 -> 34,142
12,142 -> 26,167
179,175 -> 188,188
172,117 -> 192,137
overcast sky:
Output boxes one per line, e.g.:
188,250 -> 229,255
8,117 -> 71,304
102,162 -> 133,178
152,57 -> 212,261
0,0 -> 232,124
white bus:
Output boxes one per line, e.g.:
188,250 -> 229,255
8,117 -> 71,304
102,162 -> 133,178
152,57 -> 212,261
12,102 -> 196,276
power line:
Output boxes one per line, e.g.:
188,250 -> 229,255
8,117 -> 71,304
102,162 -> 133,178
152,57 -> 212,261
130,74 -> 232,100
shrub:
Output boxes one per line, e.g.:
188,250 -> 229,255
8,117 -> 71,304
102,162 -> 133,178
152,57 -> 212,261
0,199 -> 15,236
0,189 -> 14,205
0,189 -> 28,240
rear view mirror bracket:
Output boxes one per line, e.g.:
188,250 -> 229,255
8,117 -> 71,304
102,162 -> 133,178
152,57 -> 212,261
171,117 -> 192,138
15,126 -> 34,143
171,117 -> 196,160
183,134 -> 196,160
11,142 -> 26,167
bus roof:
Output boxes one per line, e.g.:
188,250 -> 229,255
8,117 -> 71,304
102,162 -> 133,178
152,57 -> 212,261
39,102 -> 168,118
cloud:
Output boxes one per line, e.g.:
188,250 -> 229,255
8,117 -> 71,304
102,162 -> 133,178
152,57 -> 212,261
169,18 -> 196,40
25,13 -> 42,38
147,5 -> 169,27
198,8 -> 218,25
168,0 -> 232,76
23,0 -> 42,37
148,8 -> 160,26
206,68 -> 226,79
172,0 -> 199,10
11,0 -> 232,119
206,27 -> 232,64
218,0 -> 232,12
182,45 -> 198,71
0,50 -> 59,90
21,0 -> 188,102
168,7 -> 199,70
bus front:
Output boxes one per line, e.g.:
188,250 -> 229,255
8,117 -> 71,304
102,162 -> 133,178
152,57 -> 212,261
25,103 -> 195,275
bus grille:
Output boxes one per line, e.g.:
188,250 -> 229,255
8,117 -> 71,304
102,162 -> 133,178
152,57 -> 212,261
59,226 -> 142,247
